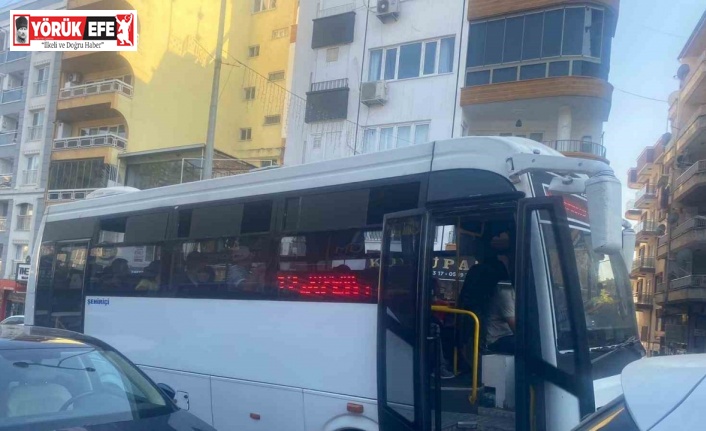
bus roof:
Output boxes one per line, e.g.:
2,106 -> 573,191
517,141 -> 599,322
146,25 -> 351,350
44,137 -> 560,222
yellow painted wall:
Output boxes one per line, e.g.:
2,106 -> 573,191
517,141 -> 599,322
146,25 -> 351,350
65,0 -> 298,165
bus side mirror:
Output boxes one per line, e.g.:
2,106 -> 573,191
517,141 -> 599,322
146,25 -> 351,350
585,173 -> 622,253
157,383 -> 177,403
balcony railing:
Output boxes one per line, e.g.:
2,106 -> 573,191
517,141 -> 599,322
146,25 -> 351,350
465,56 -> 606,88
543,140 -> 606,159
47,188 -> 96,201
635,184 -> 657,203
53,133 -> 127,151
0,217 -> 6,231
633,292 -> 654,306
672,216 -> 706,239
635,220 -> 659,235
1,88 -> 23,104
0,51 -> 27,63
0,174 -> 12,189
0,131 -> 17,146
317,2 -> 355,18
16,215 -> 31,231
632,256 -> 656,271
310,78 -> 349,92
33,80 -> 48,97
22,169 -> 38,185
671,275 -> 706,290
27,125 -> 43,141
675,160 -> 706,189
59,79 -> 134,100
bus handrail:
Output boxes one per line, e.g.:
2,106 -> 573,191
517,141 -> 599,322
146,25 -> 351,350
431,305 -> 479,405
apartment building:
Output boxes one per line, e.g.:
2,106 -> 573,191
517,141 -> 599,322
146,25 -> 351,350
49,0 -> 297,200
627,11 -> 706,355
285,0 -> 619,165
0,0 -> 65,319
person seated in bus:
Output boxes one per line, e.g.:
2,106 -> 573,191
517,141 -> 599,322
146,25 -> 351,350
226,246 -> 266,294
173,251 -> 206,294
136,260 -> 160,292
101,258 -> 131,290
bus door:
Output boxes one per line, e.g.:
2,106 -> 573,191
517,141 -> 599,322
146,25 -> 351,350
377,209 -> 433,431
514,197 -> 595,431
33,241 -> 90,333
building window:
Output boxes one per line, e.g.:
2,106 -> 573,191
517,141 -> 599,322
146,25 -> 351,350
16,204 -> 32,231
240,128 -> 252,141
48,158 -> 115,191
260,159 -> 278,167
272,27 -> 288,39
362,122 -> 430,153
244,86 -> 256,100
80,124 -> 126,138
23,155 -> 38,185
264,115 -> 281,125
313,135 -> 322,149
253,0 -> 276,13
248,45 -> 260,58
368,36 -> 455,81
34,65 -> 49,96
326,47 -> 339,62
27,110 -> 44,141
467,6 -> 605,68
268,70 -> 285,81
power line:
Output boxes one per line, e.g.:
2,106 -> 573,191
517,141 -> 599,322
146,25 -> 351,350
613,86 -> 669,103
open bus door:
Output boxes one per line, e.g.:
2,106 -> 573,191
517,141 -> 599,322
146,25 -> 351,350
514,197 -> 595,431
378,197 -> 596,431
377,209 -> 433,431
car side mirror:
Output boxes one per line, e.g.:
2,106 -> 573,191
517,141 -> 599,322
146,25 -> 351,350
157,383 -> 176,403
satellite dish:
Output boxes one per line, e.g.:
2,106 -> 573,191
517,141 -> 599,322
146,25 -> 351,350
677,64 -> 690,80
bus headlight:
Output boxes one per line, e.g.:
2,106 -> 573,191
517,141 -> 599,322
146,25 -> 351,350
572,396 -> 639,431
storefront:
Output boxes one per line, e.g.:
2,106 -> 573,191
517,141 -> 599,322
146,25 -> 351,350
0,279 -> 25,320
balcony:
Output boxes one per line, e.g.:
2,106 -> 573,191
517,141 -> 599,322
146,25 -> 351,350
635,220 -> 660,242
624,200 -> 642,221
1,87 -> 23,104
0,51 -> 27,64
467,0 -> 620,20
655,275 -> 706,305
631,256 -> 656,277
673,160 -> 706,204
636,146 -> 656,181
634,184 -> 657,209
57,80 -> 133,123
633,292 -> 654,309
627,167 -> 641,189
16,215 -> 31,231
22,170 -> 38,185
47,188 -> 96,202
676,107 -> 706,154
53,133 -> 127,152
0,217 -> 6,231
305,79 -> 349,123
658,235 -> 669,259
682,53 -> 706,106
542,140 -> 606,161
0,131 -> 17,146
460,76 -> 613,108
312,4 -> 355,49
668,216 -> 706,254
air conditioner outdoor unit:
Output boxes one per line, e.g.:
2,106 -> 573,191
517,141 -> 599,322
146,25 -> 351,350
67,72 -> 83,84
376,0 -> 399,22
360,81 -> 388,106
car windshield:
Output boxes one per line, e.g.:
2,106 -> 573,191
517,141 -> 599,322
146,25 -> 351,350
0,344 -> 173,429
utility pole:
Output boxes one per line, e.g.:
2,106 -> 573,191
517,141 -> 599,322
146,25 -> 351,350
203,0 -> 227,180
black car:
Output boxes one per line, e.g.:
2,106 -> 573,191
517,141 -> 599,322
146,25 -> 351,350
0,324 -> 216,431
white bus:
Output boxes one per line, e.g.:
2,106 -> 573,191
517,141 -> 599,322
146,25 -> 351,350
25,137 -> 640,431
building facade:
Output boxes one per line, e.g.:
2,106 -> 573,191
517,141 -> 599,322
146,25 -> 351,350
0,0 -> 65,320
285,0 -> 619,165
627,11 -> 706,355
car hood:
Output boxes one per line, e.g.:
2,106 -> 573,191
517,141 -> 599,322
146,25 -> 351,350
622,354 -> 706,431
11,410 -> 216,431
